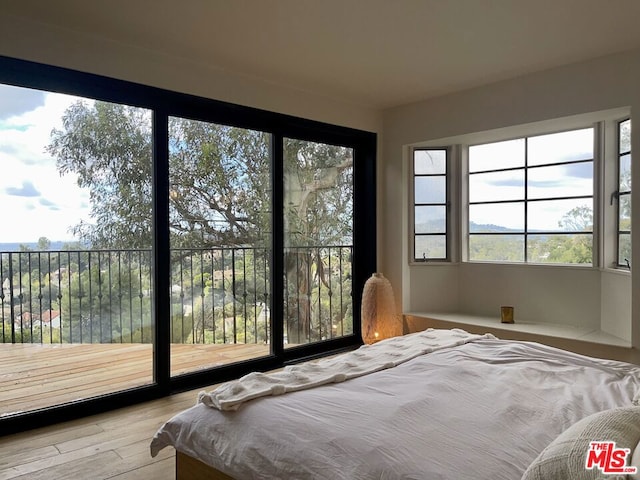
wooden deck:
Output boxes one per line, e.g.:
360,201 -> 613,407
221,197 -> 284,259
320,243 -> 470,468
0,342 -> 270,417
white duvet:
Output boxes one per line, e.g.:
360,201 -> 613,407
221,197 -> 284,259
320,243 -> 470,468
198,328 -> 495,411
150,331 -> 640,480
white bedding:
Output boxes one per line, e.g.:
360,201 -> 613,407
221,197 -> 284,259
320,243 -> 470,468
199,328 -> 495,411
150,331 -> 640,480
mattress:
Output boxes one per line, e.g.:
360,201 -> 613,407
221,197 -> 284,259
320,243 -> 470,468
151,331 -> 640,479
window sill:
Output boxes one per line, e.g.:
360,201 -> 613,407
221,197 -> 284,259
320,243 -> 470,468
409,260 -> 458,267
601,266 -> 632,276
404,312 -> 636,363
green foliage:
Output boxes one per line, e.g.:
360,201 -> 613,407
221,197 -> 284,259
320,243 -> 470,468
283,139 -> 353,247
37,237 -> 51,251
48,101 -> 153,249
168,118 -> 271,248
1,322 -> 60,344
470,205 -> 593,264
558,205 -> 592,231
528,234 -> 592,264
469,235 -> 524,262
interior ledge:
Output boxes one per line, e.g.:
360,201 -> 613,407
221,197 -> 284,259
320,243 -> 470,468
403,312 -> 638,365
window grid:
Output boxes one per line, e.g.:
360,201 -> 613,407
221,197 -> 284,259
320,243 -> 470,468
617,118 -> 631,268
468,128 -> 594,265
524,138 -> 529,262
413,148 -> 448,261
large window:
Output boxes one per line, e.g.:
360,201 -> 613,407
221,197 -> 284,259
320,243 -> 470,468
468,128 -> 594,264
283,139 -> 355,346
617,118 -> 632,268
0,56 -> 376,434
412,148 -> 448,261
0,90 -> 155,418
167,118 -> 273,376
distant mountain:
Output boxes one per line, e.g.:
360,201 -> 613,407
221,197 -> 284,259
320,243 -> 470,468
415,220 -> 446,233
468,222 -> 520,233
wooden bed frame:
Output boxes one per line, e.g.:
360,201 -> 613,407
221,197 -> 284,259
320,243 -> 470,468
176,451 -> 235,480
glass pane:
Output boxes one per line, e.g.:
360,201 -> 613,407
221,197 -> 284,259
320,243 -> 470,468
468,234 -> 524,262
618,234 -> 632,267
469,170 -> 524,202
168,118 -> 271,375
415,176 -> 445,204
0,85 -> 154,416
528,162 -> 593,199
620,119 -> 631,153
468,138 -> 524,172
619,194 -> 631,230
284,139 -> 353,347
415,206 -> 446,234
415,149 -> 446,174
618,119 -> 631,269
528,199 -> 593,232
528,234 -> 592,265
415,235 -> 446,260
527,128 -> 593,166
620,153 -> 631,191
469,202 -> 524,232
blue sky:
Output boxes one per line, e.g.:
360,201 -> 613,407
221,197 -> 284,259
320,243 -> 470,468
0,84 -> 90,243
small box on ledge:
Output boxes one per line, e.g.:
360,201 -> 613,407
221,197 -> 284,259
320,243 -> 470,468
500,306 -> 514,324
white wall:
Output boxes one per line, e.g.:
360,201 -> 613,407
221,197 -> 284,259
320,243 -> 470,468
601,270 -> 632,340
458,264 -> 601,329
383,50 -> 640,342
408,264 -> 460,313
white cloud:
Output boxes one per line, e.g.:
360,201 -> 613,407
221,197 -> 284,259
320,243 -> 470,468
0,84 -> 46,120
0,89 -> 92,243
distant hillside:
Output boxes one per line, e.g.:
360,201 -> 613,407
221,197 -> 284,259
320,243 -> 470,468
416,220 -> 519,233
0,241 -> 82,252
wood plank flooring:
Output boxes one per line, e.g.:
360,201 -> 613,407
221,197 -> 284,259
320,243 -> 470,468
0,383 -> 214,479
0,341 -> 326,479
0,342 -> 270,417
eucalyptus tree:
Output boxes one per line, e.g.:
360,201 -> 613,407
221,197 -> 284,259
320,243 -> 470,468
47,100 -> 353,344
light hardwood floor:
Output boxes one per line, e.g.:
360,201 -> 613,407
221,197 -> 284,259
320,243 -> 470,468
0,384 -> 211,480
0,343 -> 272,479
0,343 -> 269,416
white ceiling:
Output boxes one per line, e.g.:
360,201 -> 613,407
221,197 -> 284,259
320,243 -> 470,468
3,0 -> 640,109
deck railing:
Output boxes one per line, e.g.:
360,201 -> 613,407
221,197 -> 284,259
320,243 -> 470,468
0,246 -> 353,345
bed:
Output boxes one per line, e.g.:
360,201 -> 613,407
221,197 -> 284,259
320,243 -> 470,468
150,328 -> 640,479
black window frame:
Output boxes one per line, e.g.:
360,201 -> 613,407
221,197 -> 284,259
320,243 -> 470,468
616,118 -> 632,269
412,147 -> 449,262
0,55 -> 376,435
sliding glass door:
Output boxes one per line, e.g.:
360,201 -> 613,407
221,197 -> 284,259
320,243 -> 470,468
0,55 -> 376,435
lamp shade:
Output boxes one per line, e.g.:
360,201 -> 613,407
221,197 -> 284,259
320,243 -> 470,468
361,273 -> 401,344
